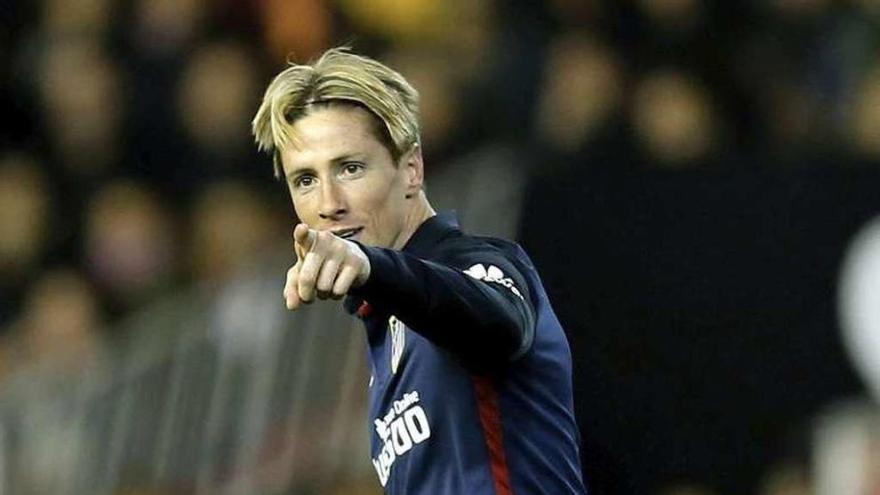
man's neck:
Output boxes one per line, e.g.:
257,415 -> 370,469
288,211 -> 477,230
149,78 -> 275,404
393,192 -> 436,250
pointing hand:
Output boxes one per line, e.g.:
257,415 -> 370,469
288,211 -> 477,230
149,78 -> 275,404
283,224 -> 371,310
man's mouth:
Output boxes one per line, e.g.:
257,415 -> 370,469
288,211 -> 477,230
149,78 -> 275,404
332,227 -> 364,240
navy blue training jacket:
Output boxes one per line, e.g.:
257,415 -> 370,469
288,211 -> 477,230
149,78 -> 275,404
344,211 -> 587,495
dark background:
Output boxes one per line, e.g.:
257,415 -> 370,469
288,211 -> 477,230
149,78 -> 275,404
521,165 -> 874,494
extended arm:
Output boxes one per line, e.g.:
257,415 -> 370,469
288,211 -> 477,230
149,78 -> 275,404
282,224 -> 536,366
352,244 -> 536,366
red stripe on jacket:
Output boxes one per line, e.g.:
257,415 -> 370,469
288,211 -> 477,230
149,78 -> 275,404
472,376 -> 513,495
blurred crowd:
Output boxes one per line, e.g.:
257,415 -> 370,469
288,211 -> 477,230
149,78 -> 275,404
1,0 -> 880,494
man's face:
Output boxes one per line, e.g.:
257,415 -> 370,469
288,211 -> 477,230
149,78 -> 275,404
280,105 -> 419,249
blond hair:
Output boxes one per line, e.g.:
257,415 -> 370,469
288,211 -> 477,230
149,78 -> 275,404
252,47 -> 421,177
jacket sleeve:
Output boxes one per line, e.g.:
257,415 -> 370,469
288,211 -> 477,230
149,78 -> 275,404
349,242 -> 536,367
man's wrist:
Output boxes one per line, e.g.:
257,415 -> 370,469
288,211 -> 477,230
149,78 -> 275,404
348,240 -> 372,288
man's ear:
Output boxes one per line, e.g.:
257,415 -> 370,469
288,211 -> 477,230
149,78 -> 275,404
402,144 -> 424,199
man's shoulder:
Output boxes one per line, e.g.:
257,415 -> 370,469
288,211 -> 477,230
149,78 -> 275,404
428,231 -> 538,291
430,230 -> 520,261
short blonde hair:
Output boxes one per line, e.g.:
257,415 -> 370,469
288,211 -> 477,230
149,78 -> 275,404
252,47 -> 421,177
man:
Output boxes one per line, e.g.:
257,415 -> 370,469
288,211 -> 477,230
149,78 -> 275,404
252,47 -> 587,494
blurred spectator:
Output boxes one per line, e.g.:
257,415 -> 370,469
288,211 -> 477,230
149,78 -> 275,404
0,153 -> 51,286
132,0 -> 206,58
84,180 -> 177,314
42,0 -> 113,38
534,32 -> 623,157
260,0 -> 333,63
38,38 -> 125,178
731,0 -> 880,163
177,39 -> 259,153
15,268 -> 105,374
338,0 -> 452,44
341,0 -> 495,84
631,69 -> 719,167
382,48 -> 463,161
847,65 -> 880,162
189,180 -> 282,286
176,39 -> 264,186
0,270 -> 106,494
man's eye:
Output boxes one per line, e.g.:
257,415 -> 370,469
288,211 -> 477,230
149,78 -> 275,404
341,162 -> 364,176
294,175 -> 315,188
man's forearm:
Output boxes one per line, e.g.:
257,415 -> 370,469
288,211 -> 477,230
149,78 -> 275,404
352,245 -> 534,366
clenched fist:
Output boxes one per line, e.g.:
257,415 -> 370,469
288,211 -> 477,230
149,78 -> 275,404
283,223 -> 371,310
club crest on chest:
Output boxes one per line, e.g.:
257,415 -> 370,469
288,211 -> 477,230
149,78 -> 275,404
388,316 -> 406,374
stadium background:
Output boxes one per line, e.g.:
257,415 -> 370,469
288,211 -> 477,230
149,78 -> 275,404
1,0 -> 880,493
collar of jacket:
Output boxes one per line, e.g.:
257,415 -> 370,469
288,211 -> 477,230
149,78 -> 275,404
399,210 -> 461,258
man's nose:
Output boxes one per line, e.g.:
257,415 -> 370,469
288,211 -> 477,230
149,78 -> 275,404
318,179 -> 346,219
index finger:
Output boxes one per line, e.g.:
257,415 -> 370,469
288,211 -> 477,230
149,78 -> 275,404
293,223 -> 317,259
